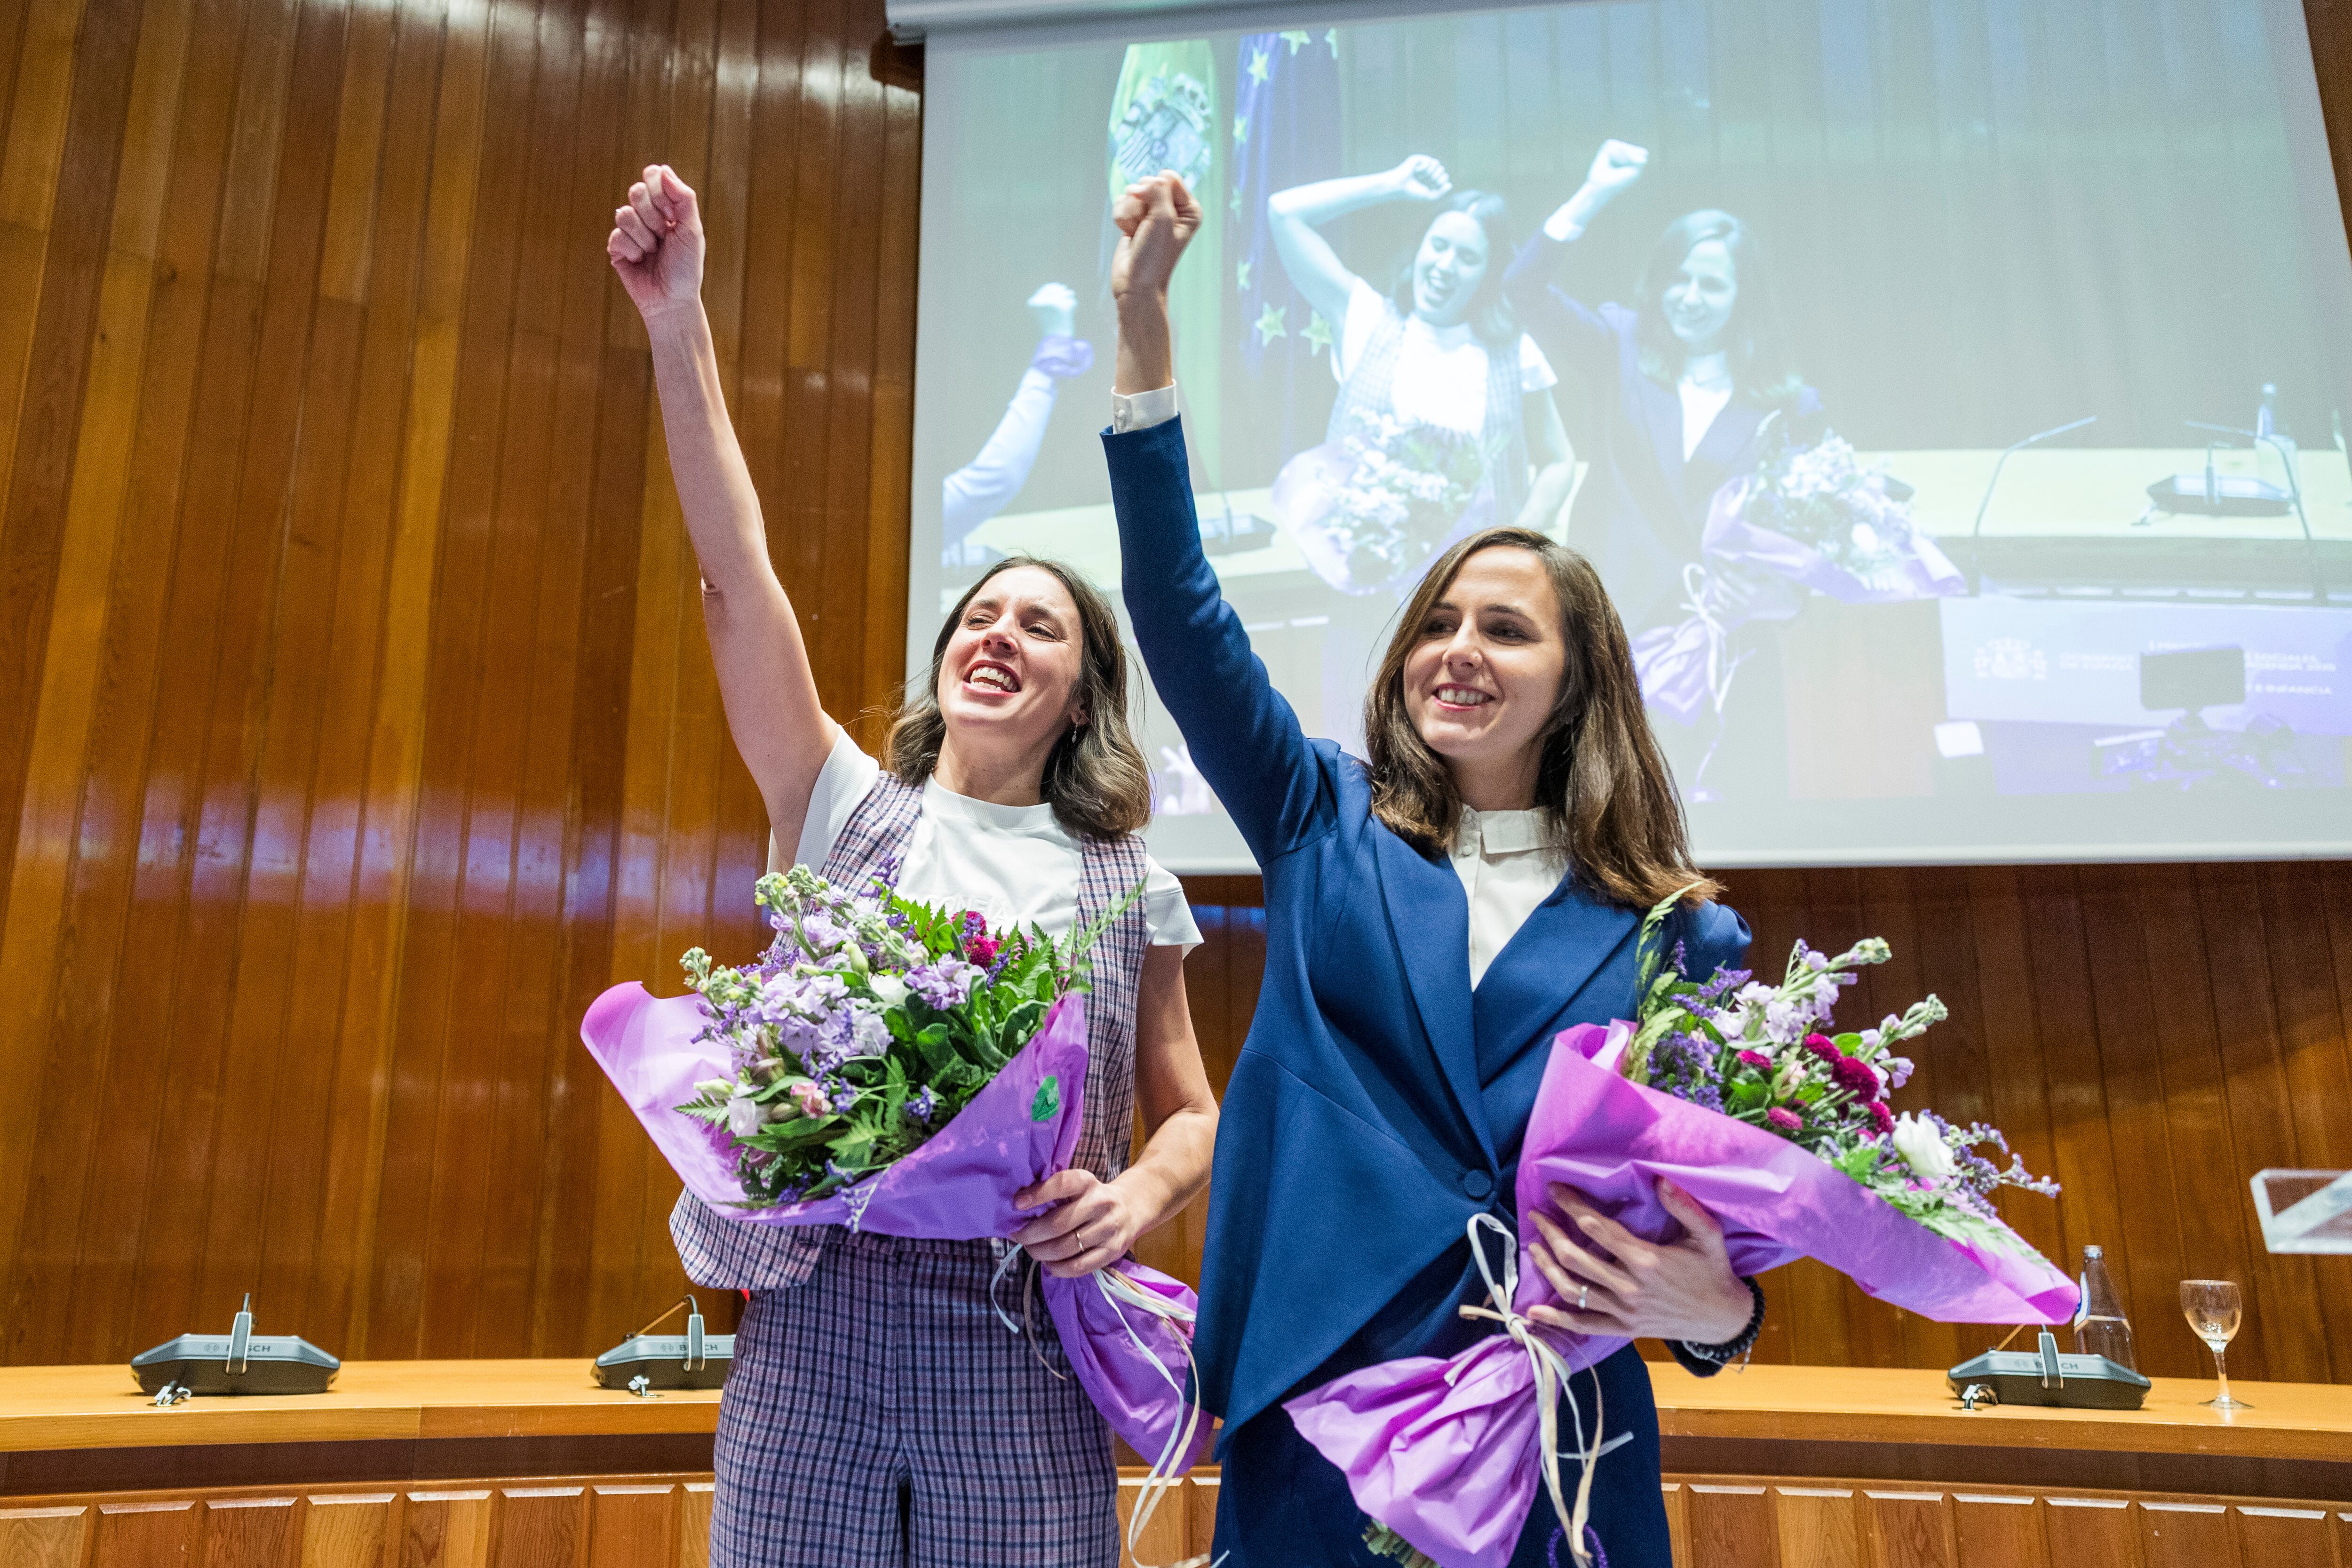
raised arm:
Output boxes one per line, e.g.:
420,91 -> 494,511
1504,139 -> 1650,374
609,165 -> 836,846
1264,156 -> 1450,340
1108,175 -> 1328,864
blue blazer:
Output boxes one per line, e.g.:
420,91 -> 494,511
1104,417 -> 1753,1447
1503,233 -> 1823,633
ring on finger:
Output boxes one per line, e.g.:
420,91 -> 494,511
1577,1283 -> 1590,1312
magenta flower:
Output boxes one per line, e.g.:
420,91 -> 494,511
1831,1056 -> 1881,1099
966,932 -> 1001,968
1766,1106 -> 1804,1133
1866,1100 -> 1895,1137
1800,1032 -> 1840,1065
1736,1050 -> 1772,1072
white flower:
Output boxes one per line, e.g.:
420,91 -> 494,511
866,973 -> 909,1008
1890,1113 -> 1956,1182
726,1096 -> 766,1138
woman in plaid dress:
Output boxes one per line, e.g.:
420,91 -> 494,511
609,164 -> 1219,1568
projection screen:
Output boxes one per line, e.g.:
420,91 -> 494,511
906,0 -> 2352,871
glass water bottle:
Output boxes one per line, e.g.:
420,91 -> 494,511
2074,1245 -> 2137,1369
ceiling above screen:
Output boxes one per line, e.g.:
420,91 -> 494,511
887,0 -> 1485,41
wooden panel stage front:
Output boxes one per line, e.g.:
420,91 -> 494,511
5,1361 -> 2347,1566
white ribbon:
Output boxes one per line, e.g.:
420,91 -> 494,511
1089,1265 -> 1225,1568
1454,1213 -> 1608,1568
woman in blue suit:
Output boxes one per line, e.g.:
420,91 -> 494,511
1505,140 -> 1822,801
1104,175 -> 1764,1568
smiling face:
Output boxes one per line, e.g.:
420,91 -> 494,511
1662,237 -> 1738,356
934,565 -> 1089,758
1402,546 -> 1568,805
1411,210 -> 1492,328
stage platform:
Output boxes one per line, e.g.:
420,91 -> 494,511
3,1359 -> 2346,1565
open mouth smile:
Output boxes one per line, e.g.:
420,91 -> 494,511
964,660 -> 1021,695
1431,683 -> 1494,711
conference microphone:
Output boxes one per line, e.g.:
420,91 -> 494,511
1963,415 -> 2097,594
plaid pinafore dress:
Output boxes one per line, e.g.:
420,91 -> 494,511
675,771 -> 1149,1568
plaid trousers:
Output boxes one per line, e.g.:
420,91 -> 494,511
710,1230 -> 1120,1568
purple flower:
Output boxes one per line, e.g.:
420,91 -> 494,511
907,959 -> 982,1010
830,1084 -> 859,1114
1696,967 -> 1753,1004
1766,1106 -> 1804,1133
905,1087 -> 940,1125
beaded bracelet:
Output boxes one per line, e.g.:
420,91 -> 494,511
1680,1276 -> 1766,1368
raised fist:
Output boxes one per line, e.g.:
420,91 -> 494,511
1027,282 -> 1078,339
608,164 -> 704,318
1388,154 -> 1452,202
1585,139 -> 1649,197
1111,172 -> 1202,303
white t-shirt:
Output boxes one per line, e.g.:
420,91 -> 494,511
776,731 -> 1201,952
1332,278 -> 1557,436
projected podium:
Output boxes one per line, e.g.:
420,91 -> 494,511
2251,1170 -> 2352,1253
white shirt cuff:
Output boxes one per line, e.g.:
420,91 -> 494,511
1112,383 -> 1180,433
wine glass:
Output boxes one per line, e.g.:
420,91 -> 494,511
2178,1280 -> 2250,1410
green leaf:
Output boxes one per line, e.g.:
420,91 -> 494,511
1030,1074 -> 1061,1123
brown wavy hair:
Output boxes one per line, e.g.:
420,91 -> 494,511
1362,527 -> 1719,908
885,556 -> 1151,841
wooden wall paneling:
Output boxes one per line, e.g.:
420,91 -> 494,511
2136,1499 -> 2236,1568
1862,1488 -> 1953,1568
317,0 -> 482,1363
2233,1504 -> 2341,1567
0,1504 -> 91,1568
92,1499 -> 202,1566
1948,1493 -> 2046,1568
0,0 -> 134,1361
1684,1482 -> 1778,1568
267,0 -> 443,1350
2040,1496 -> 2143,1568
857,24 -> 917,754
366,0 -> 540,1364
583,1482 -> 675,1567
1116,1475 -> 1186,1568
433,0 -> 596,1366
201,1496 -> 298,1568
303,1492 -> 397,1568
2258,862 -> 2352,1371
400,1488 -> 495,1568
487,1486 -> 583,1568
504,0 -> 644,1363
1661,1480 -> 1689,1567
2198,863 -> 2331,1384
0,0 -> 207,1368
1770,1485 -> 1862,1568
194,0 -> 364,1339
678,1483 -> 713,1568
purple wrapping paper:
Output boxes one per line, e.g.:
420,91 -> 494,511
1633,476 -> 1964,723
579,983 -> 1209,1471
1286,1022 -> 2077,1568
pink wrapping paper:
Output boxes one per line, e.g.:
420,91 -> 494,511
580,983 -> 1209,1471
1286,1023 -> 2077,1568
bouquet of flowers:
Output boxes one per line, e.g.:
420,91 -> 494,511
579,865 -> 1213,1522
1634,423 -> 1964,726
1273,412 -> 1496,595
1286,903 -> 2074,1568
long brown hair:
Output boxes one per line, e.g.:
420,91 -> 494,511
1362,528 -> 1720,908
885,556 -> 1151,841
1633,208 -> 1803,409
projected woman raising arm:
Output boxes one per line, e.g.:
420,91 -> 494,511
1267,156 -> 1576,540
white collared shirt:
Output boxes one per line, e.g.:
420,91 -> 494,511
1451,806 -> 1567,987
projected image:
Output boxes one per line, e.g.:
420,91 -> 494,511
912,0 -> 2352,867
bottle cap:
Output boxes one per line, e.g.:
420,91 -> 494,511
2083,1245 -> 2103,1258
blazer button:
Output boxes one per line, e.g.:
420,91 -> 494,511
1460,1170 -> 1494,1200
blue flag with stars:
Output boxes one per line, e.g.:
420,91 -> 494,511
1227,27 -> 1343,480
